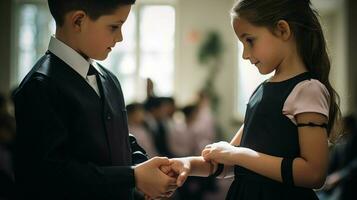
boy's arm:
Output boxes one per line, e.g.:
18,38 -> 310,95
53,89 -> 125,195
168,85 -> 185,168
14,76 -> 136,198
14,76 -> 173,199
129,133 -> 149,165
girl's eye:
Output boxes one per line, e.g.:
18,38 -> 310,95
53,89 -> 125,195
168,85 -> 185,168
246,38 -> 255,46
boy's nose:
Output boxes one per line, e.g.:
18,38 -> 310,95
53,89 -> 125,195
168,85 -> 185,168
115,32 -> 123,43
116,36 -> 123,42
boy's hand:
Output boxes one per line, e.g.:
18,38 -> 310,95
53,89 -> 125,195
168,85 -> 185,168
160,164 -> 176,178
202,141 -> 238,165
134,157 -> 177,199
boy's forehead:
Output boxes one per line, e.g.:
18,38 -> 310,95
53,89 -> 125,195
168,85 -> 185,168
102,4 -> 131,21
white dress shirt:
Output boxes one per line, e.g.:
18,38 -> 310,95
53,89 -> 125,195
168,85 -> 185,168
47,36 -> 103,97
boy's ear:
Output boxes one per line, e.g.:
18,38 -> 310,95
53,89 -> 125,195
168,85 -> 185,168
70,11 -> 86,31
275,20 -> 291,41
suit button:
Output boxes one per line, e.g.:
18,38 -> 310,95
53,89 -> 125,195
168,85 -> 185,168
107,114 -> 111,120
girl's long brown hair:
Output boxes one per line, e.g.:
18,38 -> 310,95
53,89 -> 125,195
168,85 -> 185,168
232,0 -> 341,139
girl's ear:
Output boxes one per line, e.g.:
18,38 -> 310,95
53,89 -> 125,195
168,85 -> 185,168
275,20 -> 291,41
70,11 -> 86,31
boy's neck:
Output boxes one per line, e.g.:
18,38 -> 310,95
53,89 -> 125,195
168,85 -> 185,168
55,28 -> 89,60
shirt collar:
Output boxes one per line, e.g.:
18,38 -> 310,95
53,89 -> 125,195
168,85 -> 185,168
48,36 -> 103,78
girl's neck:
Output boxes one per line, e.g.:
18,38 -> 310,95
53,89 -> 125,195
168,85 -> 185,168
270,47 -> 307,82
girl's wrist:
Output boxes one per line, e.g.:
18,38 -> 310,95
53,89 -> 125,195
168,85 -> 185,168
229,146 -> 241,165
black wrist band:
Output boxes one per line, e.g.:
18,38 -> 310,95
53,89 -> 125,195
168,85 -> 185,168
281,157 -> 294,186
209,163 -> 224,177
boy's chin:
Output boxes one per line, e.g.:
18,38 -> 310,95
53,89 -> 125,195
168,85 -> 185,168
93,54 -> 109,61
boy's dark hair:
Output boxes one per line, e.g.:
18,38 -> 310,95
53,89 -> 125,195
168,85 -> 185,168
48,0 -> 136,26
232,0 -> 341,137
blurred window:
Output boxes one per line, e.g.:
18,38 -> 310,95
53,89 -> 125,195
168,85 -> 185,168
14,1 -> 176,103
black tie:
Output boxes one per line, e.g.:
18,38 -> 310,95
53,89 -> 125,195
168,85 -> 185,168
87,65 -> 97,76
87,65 -> 104,98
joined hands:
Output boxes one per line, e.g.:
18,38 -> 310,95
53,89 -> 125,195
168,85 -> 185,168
135,141 -> 236,200
134,157 -> 191,200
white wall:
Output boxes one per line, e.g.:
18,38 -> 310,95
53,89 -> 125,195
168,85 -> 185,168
174,0 -> 239,136
315,0 -> 349,114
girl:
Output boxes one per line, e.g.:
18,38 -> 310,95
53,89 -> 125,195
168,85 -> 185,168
166,0 -> 341,199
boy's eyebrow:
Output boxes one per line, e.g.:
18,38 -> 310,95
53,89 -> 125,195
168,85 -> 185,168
114,20 -> 125,23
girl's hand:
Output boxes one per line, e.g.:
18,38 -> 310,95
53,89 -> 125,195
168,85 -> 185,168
201,141 -> 238,165
168,158 -> 192,187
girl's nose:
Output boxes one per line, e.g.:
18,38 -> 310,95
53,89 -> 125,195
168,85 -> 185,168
242,47 -> 250,60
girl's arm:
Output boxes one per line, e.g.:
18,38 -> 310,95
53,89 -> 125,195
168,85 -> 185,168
292,112 -> 329,188
191,125 -> 244,178
217,124 -> 244,179
166,125 -> 245,185
203,112 -> 328,189
230,124 -> 244,146
165,156 -> 211,186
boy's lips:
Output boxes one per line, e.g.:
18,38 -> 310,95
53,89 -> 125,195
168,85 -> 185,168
107,45 -> 115,51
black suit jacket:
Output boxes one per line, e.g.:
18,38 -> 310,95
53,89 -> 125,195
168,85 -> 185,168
13,51 -> 147,200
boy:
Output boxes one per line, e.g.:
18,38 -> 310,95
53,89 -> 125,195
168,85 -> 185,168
13,0 -> 176,199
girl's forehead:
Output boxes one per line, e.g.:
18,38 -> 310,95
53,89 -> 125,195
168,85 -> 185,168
233,17 -> 256,37
233,17 -> 255,32
233,17 -> 271,38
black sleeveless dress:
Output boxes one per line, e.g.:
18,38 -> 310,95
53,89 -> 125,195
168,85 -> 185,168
226,72 -> 319,200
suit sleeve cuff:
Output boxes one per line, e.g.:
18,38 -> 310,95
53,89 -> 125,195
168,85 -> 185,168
101,166 -> 136,188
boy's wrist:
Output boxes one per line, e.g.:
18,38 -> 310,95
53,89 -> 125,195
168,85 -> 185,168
133,164 -> 144,189
131,166 -> 137,187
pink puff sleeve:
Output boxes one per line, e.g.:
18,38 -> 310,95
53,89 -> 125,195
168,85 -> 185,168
282,79 -> 330,125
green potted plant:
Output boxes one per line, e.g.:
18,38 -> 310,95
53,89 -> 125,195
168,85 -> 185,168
197,31 -> 223,113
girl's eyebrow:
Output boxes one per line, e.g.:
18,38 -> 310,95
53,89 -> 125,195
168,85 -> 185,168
240,33 -> 252,39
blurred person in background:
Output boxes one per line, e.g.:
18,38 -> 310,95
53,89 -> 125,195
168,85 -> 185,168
191,91 -> 217,155
126,103 -> 157,158
143,97 -> 173,157
169,104 -> 198,158
173,104 -> 219,200
320,114 -> 357,200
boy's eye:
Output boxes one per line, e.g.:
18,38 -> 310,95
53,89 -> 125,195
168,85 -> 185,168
110,25 -> 119,31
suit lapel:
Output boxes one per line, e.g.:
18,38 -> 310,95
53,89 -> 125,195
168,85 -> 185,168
37,52 -> 101,101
